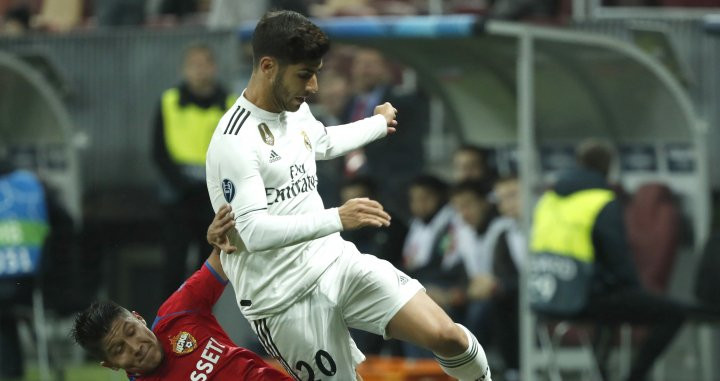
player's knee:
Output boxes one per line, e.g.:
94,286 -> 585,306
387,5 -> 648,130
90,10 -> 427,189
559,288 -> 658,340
427,321 -> 466,355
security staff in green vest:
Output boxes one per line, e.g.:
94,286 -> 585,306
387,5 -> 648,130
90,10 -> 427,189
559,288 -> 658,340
152,42 -> 236,297
529,139 -> 701,381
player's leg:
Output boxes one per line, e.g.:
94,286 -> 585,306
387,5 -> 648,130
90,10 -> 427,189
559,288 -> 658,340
387,291 -> 491,381
247,259 -> 366,380
338,252 -> 491,381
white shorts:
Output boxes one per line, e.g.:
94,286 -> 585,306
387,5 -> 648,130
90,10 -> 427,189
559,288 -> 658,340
248,250 -> 424,380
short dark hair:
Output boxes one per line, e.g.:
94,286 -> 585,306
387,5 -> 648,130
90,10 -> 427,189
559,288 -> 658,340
451,179 -> 493,199
252,10 -> 330,67
494,174 -> 518,187
71,301 -> 129,359
576,138 -> 614,177
341,175 -> 378,199
455,144 -> 491,163
410,175 -> 448,200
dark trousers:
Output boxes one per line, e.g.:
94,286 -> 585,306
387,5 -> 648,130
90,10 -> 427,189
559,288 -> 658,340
0,313 -> 23,378
579,288 -> 688,381
162,194 -> 214,298
490,296 -> 520,371
0,279 -> 32,378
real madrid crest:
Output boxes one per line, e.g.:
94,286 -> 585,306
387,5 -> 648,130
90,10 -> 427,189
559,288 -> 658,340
258,123 -> 274,146
301,131 -> 312,151
170,331 -> 197,356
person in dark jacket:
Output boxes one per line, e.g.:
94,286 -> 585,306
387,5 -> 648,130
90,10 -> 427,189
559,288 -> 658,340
340,48 -> 429,218
530,139 -> 718,381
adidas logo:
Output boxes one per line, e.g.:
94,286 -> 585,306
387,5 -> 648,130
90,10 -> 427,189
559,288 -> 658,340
269,150 -> 282,163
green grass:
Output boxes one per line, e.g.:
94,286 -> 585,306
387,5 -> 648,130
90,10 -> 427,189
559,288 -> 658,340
12,364 -> 124,381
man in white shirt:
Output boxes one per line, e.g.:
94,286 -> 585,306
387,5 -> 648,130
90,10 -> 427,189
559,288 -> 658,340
206,10 -> 491,381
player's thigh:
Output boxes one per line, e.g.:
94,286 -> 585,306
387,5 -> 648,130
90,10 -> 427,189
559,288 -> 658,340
249,287 -> 363,380
338,252 -> 424,338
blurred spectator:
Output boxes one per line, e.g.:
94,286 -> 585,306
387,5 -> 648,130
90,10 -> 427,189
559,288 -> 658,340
310,70 -> 351,206
314,70 -> 351,126
34,0 -> 84,31
402,175 -> 468,357
452,144 -> 497,184
474,176 -> 524,381
0,147 -> 73,379
152,42 -> 236,298
270,0 -> 309,15
159,0 -> 201,19
529,138 -> 720,381
310,0 -> 377,17
0,3 -> 30,35
341,48 -> 429,216
447,180 -> 496,349
96,0 -> 145,27
207,0 -> 268,29
487,0 -> 560,20
340,175 -> 407,268
340,176 -> 407,356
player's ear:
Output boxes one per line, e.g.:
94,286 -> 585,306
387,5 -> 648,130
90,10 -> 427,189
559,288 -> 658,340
259,56 -> 277,77
100,361 -> 119,371
131,310 -> 146,326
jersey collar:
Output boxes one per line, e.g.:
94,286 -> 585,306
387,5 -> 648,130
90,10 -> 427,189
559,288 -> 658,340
238,90 -> 284,121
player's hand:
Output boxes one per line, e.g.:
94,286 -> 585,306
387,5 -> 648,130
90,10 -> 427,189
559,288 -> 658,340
338,197 -> 391,230
207,204 -> 238,254
373,102 -> 398,135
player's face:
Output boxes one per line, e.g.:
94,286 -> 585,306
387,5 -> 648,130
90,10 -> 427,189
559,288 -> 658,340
271,60 -> 322,112
102,312 -> 163,374
451,191 -> 489,229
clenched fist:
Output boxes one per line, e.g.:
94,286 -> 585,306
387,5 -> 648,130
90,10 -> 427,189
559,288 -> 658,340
373,102 -> 398,134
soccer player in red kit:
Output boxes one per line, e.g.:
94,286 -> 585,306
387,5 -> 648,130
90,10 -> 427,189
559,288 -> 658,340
71,205 -> 291,381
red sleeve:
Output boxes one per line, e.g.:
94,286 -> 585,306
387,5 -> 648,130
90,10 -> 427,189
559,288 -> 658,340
225,348 -> 294,381
157,261 -> 228,317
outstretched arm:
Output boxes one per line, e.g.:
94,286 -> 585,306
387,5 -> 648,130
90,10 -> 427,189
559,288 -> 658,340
314,102 -> 398,160
209,140 -> 391,253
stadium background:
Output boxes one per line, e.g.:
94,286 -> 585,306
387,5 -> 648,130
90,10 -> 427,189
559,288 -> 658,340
1,0 -> 720,380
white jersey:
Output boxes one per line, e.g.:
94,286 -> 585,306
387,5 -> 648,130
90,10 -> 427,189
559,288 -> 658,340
206,91 -> 387,320
482,217 -> 526,272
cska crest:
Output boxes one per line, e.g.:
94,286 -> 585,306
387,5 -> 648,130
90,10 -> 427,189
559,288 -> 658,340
170,331 -> 197,355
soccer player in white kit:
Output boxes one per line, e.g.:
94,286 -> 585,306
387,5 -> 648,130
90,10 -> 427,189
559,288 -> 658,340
206,10 -> 492,381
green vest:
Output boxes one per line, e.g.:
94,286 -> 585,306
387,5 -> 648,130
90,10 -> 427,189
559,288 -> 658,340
529,189 -> 614,315
161,88 -> 235,167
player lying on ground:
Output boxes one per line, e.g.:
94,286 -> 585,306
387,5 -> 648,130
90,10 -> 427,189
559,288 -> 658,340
70,206 -> 292,381
206,10 -> 491,381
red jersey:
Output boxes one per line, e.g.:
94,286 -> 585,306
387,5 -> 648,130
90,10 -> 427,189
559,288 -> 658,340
129,262 -> 291,381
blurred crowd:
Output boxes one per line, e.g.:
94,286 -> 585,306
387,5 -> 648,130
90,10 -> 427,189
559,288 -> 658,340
2,0 -> 719,37
0,0 -> 569,36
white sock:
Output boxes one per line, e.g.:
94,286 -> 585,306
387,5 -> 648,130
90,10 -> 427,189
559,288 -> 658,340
434,324 -> 492,381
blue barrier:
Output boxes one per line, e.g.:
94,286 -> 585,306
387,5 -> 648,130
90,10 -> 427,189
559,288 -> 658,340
237,14 -> 481,41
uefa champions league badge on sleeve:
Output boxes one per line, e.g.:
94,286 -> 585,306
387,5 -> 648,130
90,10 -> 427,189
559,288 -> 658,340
170,331 -> 197,356
222,179 -> 236,203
